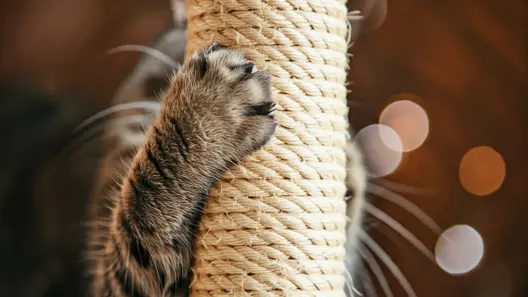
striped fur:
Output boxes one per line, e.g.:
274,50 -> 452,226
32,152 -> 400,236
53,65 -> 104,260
88,43 -> 277,297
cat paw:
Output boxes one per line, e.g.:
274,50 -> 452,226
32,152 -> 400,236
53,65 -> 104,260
163,43 -> 276,166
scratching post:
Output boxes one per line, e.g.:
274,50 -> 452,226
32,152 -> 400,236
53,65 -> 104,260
184,0 -> 351,295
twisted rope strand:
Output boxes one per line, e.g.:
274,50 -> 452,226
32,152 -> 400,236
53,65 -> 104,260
185,0 -> 350,295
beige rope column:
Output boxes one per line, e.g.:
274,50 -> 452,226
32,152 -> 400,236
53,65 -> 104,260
185,0 -> 350,296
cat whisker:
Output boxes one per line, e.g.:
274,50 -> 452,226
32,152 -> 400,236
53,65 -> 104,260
363,201 -> 435,262
367,182 -> 443,235
358,230 -> 417,297
373,178 -> 433,195
343,269 -> 354,297
357,243 -> 392,297
344,266 -> 361,297
357,264 -> 377,297
74,101 -> 160,134
105,44 -> 180,69
60,114 -> 154,157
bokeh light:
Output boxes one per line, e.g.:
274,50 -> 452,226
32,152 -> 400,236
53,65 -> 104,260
379,99 -> 429,152
459,146 -> 506,196
354,124 -> 403,178
435,224 -> 485,275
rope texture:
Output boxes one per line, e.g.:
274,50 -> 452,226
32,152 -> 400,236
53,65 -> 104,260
185,0 -> 350,295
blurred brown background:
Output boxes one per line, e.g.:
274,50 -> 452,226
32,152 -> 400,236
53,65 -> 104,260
0,0 -> 526,296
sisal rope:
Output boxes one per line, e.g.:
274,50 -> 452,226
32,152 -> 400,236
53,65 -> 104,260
184,0 -> 351,295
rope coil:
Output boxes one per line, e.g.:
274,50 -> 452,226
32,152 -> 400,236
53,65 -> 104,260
185,0 -> 351,295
